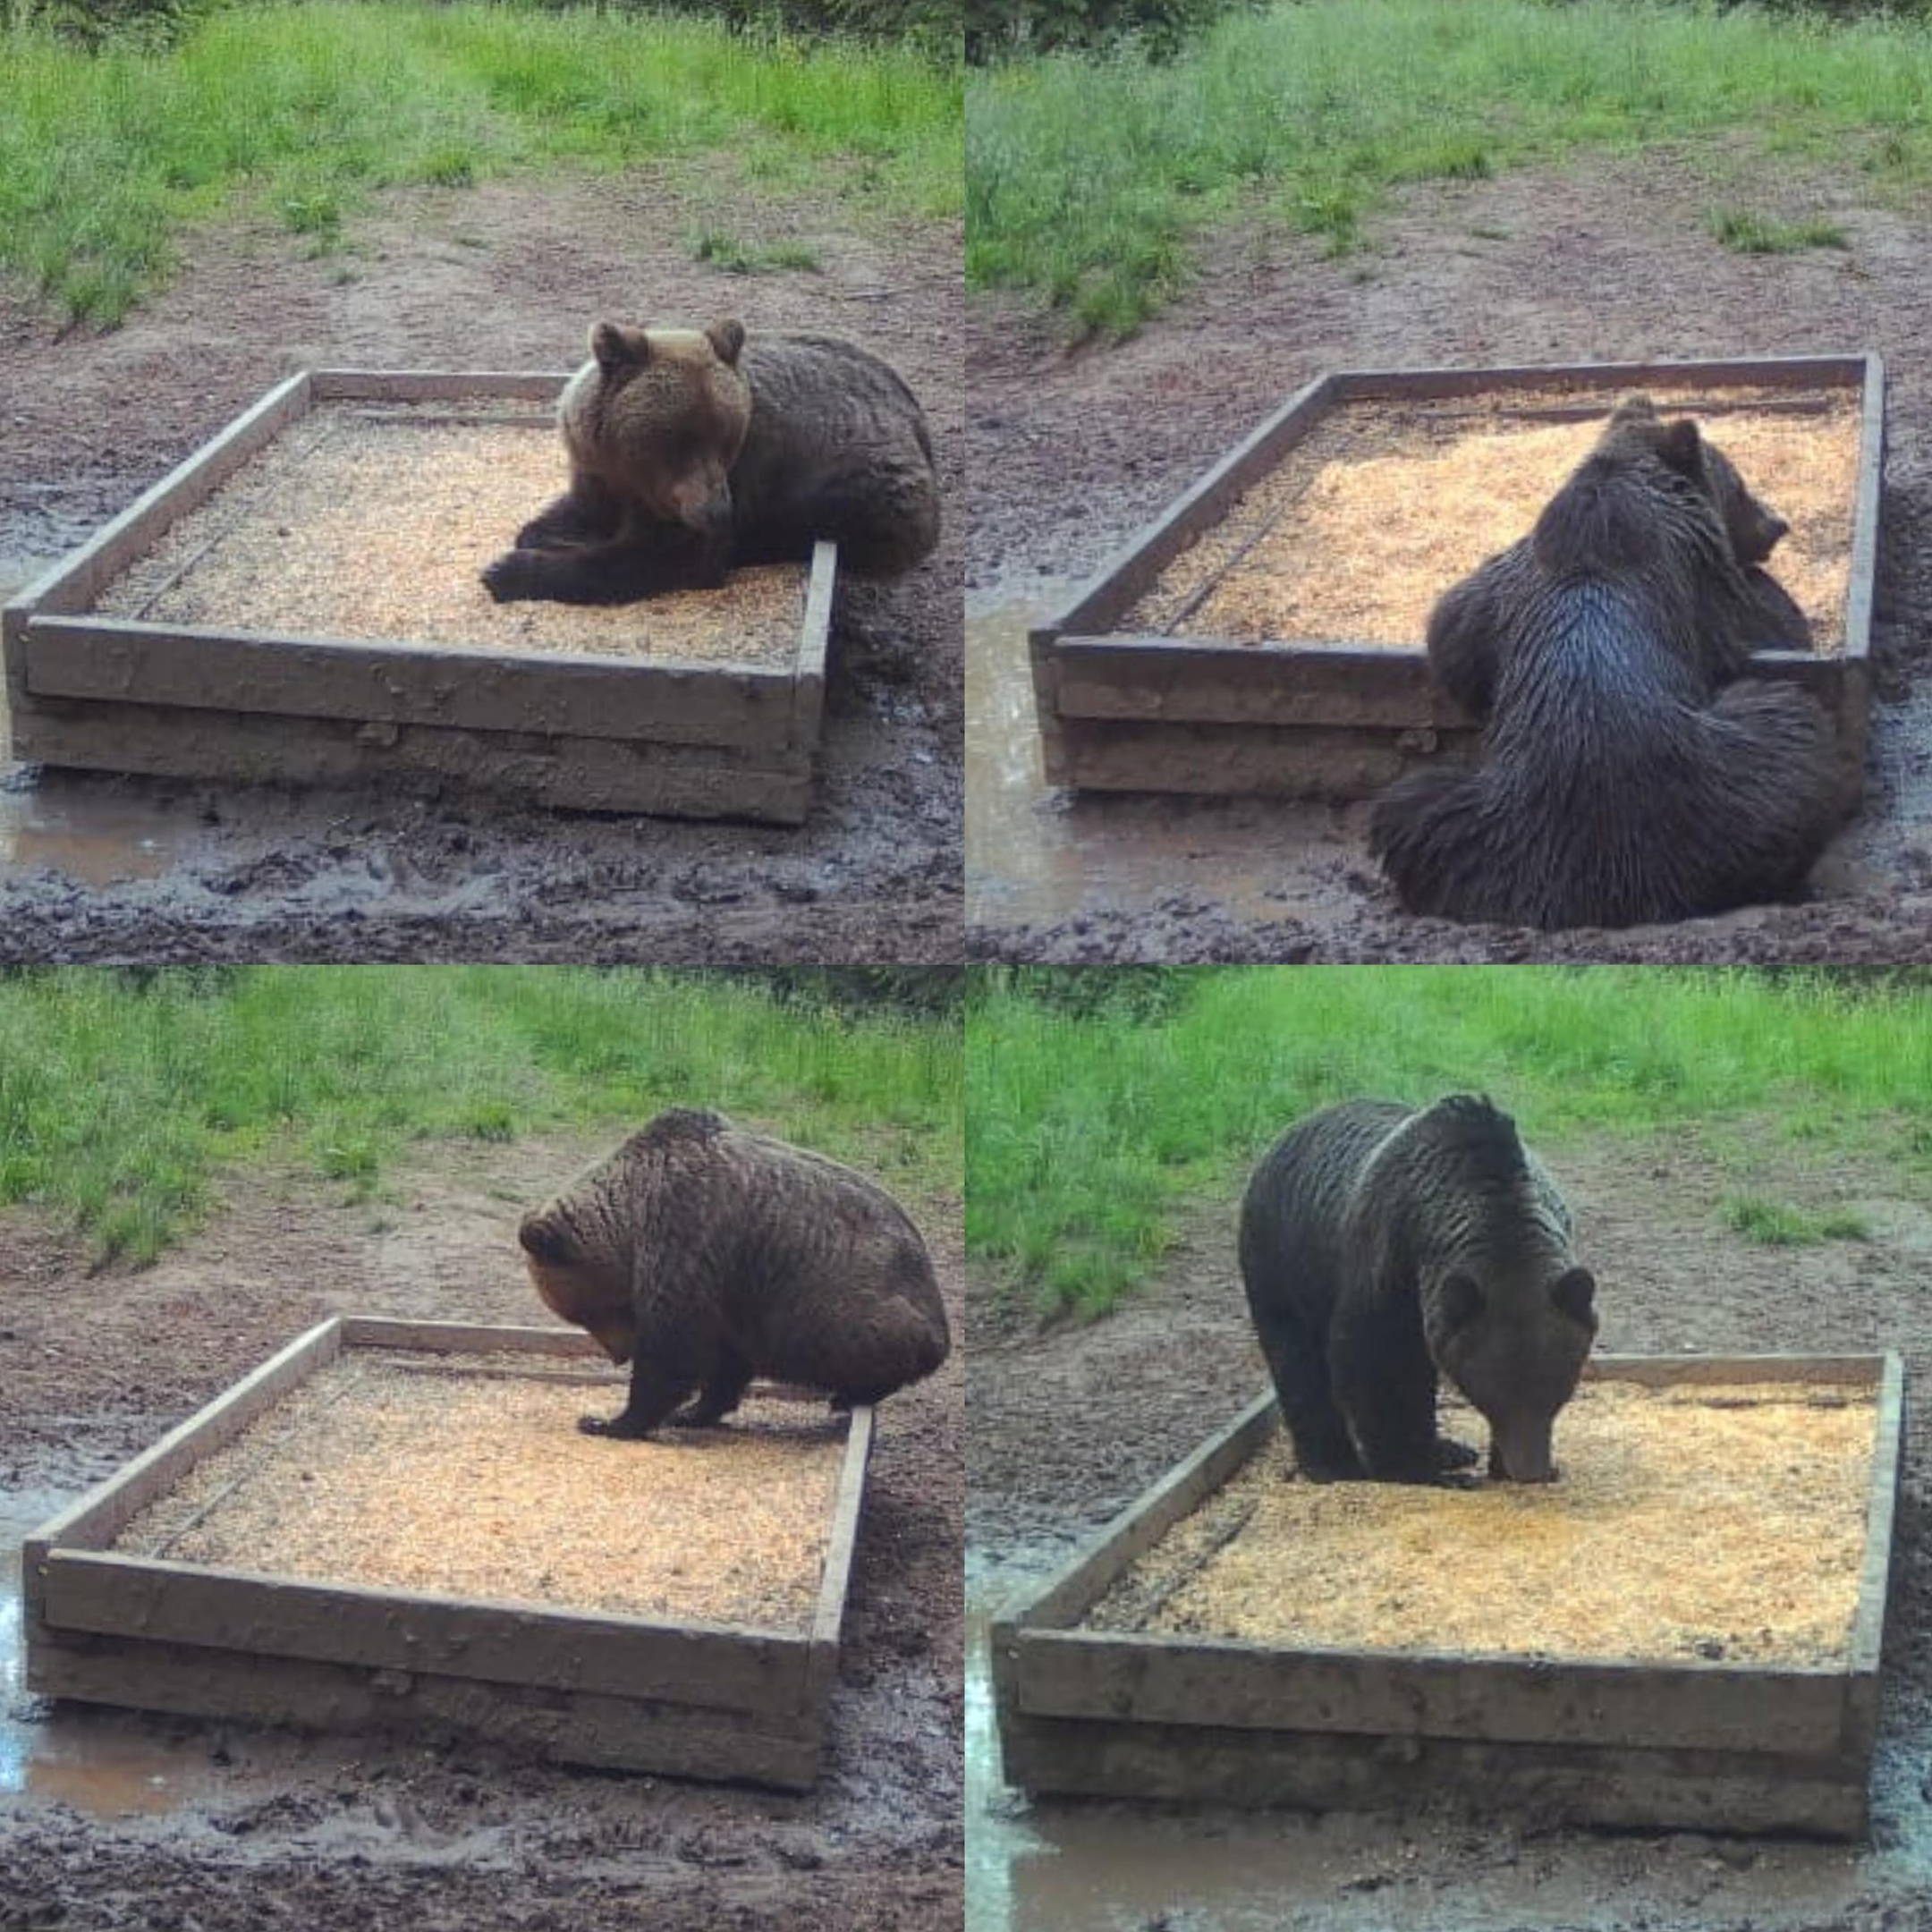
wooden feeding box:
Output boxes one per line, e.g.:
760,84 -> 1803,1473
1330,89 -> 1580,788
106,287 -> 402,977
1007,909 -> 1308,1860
992,1354 -> 1903,1838
1030,356 -> 1885,801
21,1317 -> 872,1789
1,373 -> 834,824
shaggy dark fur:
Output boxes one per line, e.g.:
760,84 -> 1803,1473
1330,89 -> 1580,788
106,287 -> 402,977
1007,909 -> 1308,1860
519,1107 -> 950,1438
1239,1095 -> 1597,1485
1370,399 -> 1842,929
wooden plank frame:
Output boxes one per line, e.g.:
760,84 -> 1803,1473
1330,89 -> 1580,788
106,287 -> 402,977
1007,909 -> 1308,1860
2,371 -> 837,826
21,1316 -> 874,1791
1030,355 -> 1885,801
992,1352 -> 1905,1839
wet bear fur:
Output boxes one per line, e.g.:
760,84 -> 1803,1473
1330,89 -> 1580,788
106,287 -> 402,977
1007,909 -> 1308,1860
1239,1096 -> 1597,1485
1369,397 -> 1843,929
519,1108 -> 951,1438
482,319 -> 939,606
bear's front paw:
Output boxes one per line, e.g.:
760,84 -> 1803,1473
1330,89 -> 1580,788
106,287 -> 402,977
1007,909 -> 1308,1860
481,550 -> 538,603
579,1411 -> 653,1440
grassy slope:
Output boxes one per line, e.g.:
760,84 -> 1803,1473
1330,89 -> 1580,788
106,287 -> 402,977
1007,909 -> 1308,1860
967,0 -> 1932,335
967,968 -> 1932,1316
0,967 -> 962,1265
0,1 -> 962,325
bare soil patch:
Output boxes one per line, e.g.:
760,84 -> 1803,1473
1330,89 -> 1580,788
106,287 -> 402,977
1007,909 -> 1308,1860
968,1126 -> 1932,1929
0,1129 -> 962,1931
0,174 -> 962,962
966,150 -> 1932,962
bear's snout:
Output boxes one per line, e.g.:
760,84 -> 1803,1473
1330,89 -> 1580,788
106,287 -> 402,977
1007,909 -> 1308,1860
1487,1416 -> 1559,1484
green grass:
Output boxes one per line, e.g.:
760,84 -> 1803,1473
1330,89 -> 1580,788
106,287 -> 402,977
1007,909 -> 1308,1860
686,227 -> 823,274
1720,1195 -> 1870,1247
967,0 -> 1932,337
967,968 -> 1932,1318
1707,207 -> 1851,254
0,968 -> 962,1267
0,1 -> 962,326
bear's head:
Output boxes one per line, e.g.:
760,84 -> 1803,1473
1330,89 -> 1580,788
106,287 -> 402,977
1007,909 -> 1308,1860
1403,1096 -> 1597,1485
1535,394 -> 1767,579
1426,1260 -> 1597,1484
571,318 -> 754,538
519,1202 -> 638,1366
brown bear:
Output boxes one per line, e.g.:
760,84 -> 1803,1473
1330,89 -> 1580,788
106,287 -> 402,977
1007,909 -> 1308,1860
481,319 -> 939,605
1369,397 -> 1843,929
518,1108 -> 950,1438
1421,400 -> 1814,724
1240,1095 -> 1597,1485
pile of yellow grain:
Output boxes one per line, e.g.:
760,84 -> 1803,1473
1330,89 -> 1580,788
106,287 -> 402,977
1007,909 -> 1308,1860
1125,391 -> 1860,654
113,1353 -> 850,1631
95,403 -> 806,668
1083,1378 -> 1878,1667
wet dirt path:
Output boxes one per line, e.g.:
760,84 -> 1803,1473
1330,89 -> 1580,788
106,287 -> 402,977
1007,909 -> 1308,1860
965,597 -> 1371,936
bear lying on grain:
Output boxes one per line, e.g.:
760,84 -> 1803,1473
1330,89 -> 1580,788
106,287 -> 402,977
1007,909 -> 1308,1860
1369,397 -> 1843,929
1240,1096 -> 1597,1485
518,1108 -> 950,1438
482,319 -> 939,606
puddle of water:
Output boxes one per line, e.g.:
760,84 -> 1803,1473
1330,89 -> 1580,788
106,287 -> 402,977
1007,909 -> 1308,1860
0,553 -> 202,887
0,779 -> 196,886
964,602 -> 1370,933
1,1484 -> 224,1818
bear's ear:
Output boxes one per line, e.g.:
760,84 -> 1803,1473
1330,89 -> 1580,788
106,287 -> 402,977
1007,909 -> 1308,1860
518,1211 -> 573,1264
1551,1267 -> 1597,1327
590,322 -> 644,373
706,318 -> 746,367
1657,418 -> 1703,476
1607,394 -> 1659,428
1437,1271 -> 1483,1335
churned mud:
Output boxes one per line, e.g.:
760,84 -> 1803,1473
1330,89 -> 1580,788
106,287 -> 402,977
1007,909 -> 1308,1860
966,1129 -> 1932,1932
0,176 -> 962,962
966,151 -> 1932,961
0,1131 -> 962,1931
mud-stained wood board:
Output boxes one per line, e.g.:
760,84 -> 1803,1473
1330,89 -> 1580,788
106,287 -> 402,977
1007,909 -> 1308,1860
21,1316 -> 875,1789
1,371 -> 835,824
1030,355 -> 1884,801
992,1352 -> 1904,1838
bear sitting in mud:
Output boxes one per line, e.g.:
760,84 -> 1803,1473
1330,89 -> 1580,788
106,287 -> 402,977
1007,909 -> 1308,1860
1369,397 -> 1843,929
1239,1095 -> 1597,1484
482,319 -> 939,606
518,1107 -> 951,1438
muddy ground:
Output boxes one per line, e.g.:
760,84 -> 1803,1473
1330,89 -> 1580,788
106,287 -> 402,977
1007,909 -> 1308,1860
966,1124 -> 1932,1931
964,148 -> 1932,962
0,173 -> 962,962
0,1130 -> 963,1930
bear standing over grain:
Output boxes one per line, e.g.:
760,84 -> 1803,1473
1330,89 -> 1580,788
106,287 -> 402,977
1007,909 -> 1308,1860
519,1108 -> 950,1438
1239,1096 -> 1597,1484
1369,397 -> 1843,929
482,318 -> 940,605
